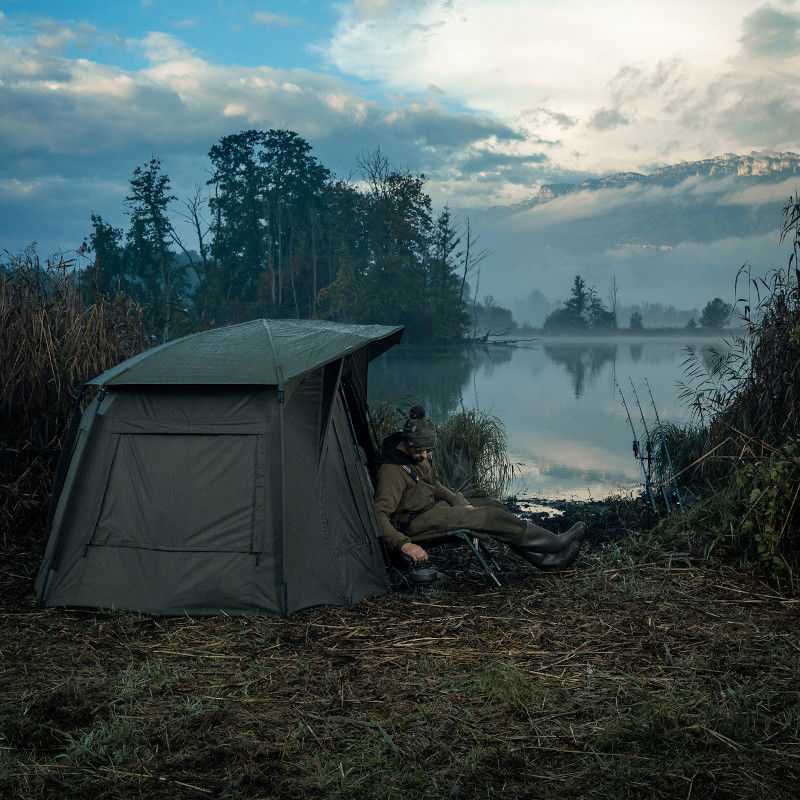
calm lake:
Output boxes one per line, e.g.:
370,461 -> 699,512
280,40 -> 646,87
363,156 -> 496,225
369,335 -> 730,500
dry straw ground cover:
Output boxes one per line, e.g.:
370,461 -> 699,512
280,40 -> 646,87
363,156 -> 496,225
2,519 -> 800,800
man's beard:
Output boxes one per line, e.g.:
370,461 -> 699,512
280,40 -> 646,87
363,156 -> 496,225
411,454 -> 425,464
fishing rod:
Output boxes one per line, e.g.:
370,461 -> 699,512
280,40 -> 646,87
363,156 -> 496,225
644,378 -> 684,513
615,380 -> 657,513
630,379 -> 672,513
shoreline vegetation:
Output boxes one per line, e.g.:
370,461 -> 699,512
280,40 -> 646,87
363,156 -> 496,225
466,327 -> 739,347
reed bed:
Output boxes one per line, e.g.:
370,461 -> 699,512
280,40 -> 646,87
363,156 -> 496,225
2,524 -> 798,799
662,197 -> 800,583
0,253 -> 151,546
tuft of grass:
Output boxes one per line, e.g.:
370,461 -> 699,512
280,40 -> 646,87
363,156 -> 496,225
368,398 -> 409,446
436,408 -> 516,497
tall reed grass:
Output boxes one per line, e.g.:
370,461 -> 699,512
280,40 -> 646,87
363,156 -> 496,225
436,409 -> 516,497
0,252 -> 151,546
662,196 -> 800,584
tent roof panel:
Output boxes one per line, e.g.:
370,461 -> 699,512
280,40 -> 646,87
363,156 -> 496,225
88,319 -> 404,387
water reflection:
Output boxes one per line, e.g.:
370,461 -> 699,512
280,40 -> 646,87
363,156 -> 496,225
542,342 -> 618,398
368,344 -> 513,421
370,337 -> 722,498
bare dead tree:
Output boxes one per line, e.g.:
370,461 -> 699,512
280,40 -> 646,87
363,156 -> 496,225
608,274 -> 618,317
459,217 -> 489,304
169,186 -> 212,289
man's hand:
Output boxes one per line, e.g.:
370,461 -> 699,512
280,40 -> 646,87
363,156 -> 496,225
464,504 -> 475,509
400,542 -> 428,563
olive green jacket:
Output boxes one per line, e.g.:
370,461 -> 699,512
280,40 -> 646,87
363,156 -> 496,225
373,457 -> 469,551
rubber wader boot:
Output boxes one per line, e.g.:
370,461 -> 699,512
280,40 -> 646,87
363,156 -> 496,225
516,539 -> 582,571
519,520 -> 586,553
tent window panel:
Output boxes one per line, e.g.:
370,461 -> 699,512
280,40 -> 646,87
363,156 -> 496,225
93,433 -> 260,552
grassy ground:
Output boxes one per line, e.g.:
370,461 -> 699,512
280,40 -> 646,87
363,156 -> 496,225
2,503 -> 800,799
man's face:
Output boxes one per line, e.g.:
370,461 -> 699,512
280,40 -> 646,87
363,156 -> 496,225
408,446 -> 430,464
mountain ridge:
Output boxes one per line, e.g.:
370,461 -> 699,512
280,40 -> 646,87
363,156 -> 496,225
470,150 -> 799,311
494,151 -> 800,212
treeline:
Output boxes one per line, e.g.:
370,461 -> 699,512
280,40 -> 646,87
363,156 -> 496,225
81,131 -> 480,343
538,274 -> 733,333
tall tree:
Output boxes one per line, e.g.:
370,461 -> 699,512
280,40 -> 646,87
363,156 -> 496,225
207,129 -> 331,321
700,297 -> 733,328
206,130 -> 268,320
124,157 -> 182,341
587,287 -> 617,329
259,129 -> 330,316
564,274 -> 589,319
316,180 -> 369,322
356,148 -> 433,337
429,207 -> 469,341
80,214 -> 126,299
543,274 -> 615,332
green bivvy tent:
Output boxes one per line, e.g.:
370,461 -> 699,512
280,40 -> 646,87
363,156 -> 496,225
35,319 -> 403,616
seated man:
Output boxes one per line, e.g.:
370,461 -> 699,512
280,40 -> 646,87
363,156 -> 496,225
373,405 -> 585,570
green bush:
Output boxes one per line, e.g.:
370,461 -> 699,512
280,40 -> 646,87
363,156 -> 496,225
733,439 -> 800,579
657,436 -> 800,585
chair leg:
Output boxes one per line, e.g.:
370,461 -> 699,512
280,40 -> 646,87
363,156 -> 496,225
475,537 -> 503,573
455,532 -> 502,587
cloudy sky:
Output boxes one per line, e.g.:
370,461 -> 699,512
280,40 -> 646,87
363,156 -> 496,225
2,0 -> 800,304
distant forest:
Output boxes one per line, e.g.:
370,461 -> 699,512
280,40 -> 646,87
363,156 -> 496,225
79,130 -> 491,343
510,279 -> 733,333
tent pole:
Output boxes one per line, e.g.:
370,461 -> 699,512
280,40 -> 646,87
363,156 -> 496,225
278,389 -> 287,615
263,320 -> 288,615
350,356 -> 380,452
36,385 -> 100,603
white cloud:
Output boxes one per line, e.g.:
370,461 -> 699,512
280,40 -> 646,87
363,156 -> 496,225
506,182 -> 651,229
0,23 -> 519,164
31,18 -> 123,53
326,0 -> 800,176
223,102 -> 247,117
0,18 -> 522,254
739,5 -> 800,58
0,177 -> 48,197
351,0 -> 408,18
720,175 -> 800,205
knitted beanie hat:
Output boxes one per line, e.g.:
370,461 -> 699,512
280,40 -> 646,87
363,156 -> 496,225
401,405 -> 437,450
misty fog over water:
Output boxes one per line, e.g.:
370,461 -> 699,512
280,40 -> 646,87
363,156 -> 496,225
369,336 -> 730,499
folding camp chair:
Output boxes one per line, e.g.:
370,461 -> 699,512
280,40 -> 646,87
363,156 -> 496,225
357,447 -> 505,588
408,528 -> 504,587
